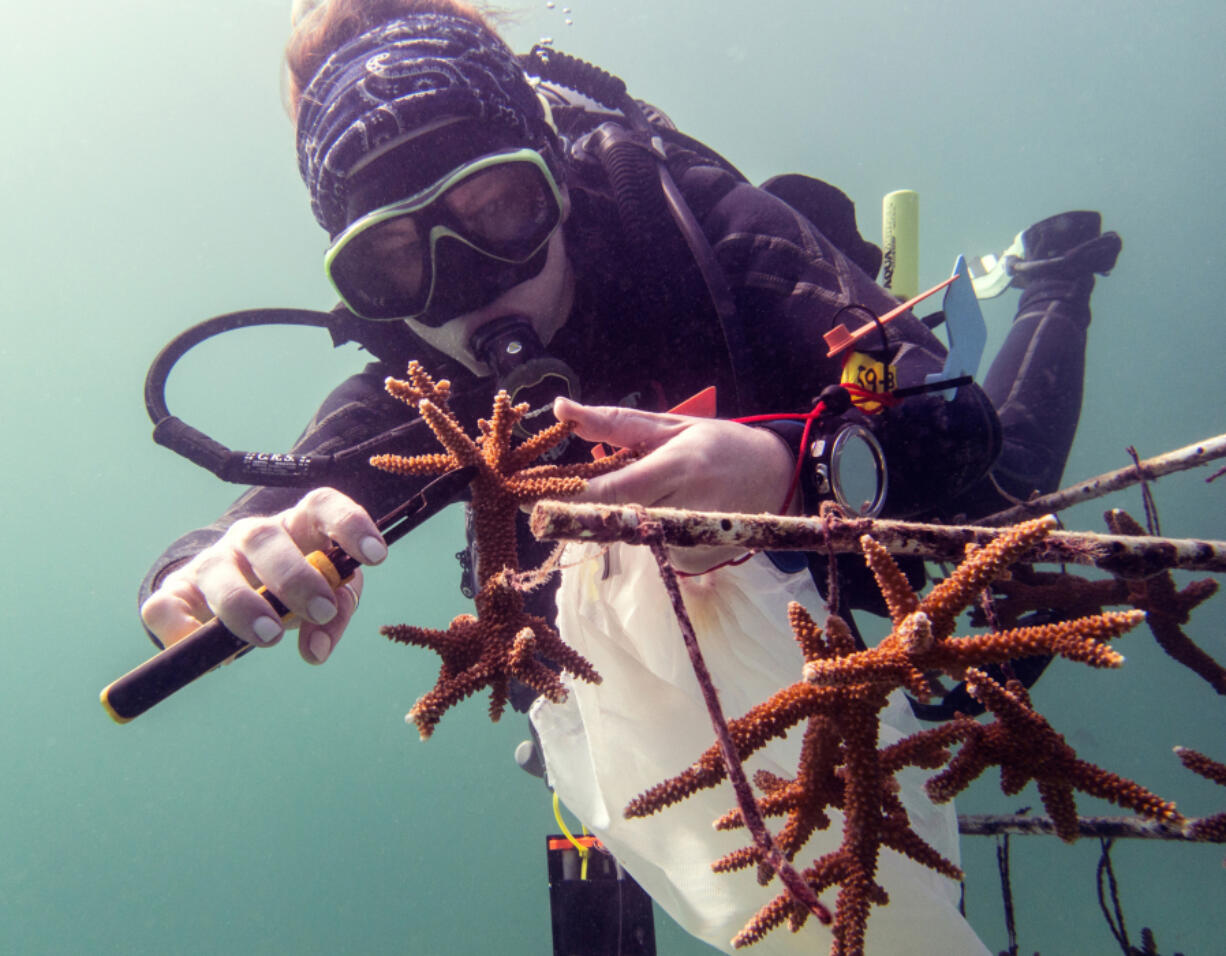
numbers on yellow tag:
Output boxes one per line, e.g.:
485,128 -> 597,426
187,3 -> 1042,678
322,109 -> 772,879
841,352 -> 896,413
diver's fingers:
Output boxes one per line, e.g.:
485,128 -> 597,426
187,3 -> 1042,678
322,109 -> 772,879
281,487 -> 387,565
554,397 -> 689,451
574,448 -> 693,507
140,575 -> 217,648
142,490 -> 382,655
298,569 -> 363,665
574,418 -> 798,515
214,517 -> 340,634
186,538 -> 301,646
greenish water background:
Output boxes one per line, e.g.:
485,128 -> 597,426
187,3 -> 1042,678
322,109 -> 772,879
3,1 -> 1223,952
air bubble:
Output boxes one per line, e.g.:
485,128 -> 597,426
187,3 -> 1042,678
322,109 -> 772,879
564,17 -> 573,25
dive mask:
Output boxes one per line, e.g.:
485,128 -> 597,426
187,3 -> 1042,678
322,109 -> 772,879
324,148 -> 564,326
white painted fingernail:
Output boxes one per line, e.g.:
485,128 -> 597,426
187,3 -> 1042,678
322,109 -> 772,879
360,535 -> 388,563
253,616 -> 282,643
309,630 -> 332,663
308,596 -> 337,625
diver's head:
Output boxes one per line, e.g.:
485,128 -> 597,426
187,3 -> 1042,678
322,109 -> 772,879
324,129 -> 574,371
293,8 -> 560,236
291,4 -> 573,374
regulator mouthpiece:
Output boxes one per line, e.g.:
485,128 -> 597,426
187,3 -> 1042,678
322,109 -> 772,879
470,316 -> 581,444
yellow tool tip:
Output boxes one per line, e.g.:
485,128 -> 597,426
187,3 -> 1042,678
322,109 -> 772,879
99,686 -> 132,725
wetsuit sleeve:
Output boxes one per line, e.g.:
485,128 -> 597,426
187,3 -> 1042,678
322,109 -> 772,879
677,163 -> 1001,518
136,361 -> 447,643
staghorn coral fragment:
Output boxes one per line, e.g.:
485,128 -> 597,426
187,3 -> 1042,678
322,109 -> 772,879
858,534 -> 920,624
926,671 -> 1183,842
627,607 -> 962,955
1176,746 -> 1226,787
626,516 -> 1185,955
624,679 -> 832,820
804,522 -> 1144,699
924,611 -> 1139,673
1174,747 -> 1226,845
371,361 -> 632,737
919,516 -> 1057,639
1105,509 -> 1225,694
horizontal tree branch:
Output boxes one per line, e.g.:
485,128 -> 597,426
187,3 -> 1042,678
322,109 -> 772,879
530,503 -> 1226,577
958,814 -> 1217,842
980,433 -> 1226,526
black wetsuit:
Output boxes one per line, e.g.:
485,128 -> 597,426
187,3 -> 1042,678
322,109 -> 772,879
139,138 -> 1097,649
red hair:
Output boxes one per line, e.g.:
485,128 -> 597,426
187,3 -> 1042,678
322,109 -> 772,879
284,0 -> 506,120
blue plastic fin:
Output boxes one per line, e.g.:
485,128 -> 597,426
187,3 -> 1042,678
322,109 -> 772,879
925,255 -> 986,400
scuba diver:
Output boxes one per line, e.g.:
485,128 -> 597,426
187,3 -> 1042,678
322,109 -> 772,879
134,0 -> 1121,951
138,0 -> 1121,656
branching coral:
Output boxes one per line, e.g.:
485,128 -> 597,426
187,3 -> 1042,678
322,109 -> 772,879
370,361 -> 631,737
972,509 -> 1224,695
626,515 -> 1182,955
925,671 -> 1181,841
1104,510 -> 1224,694
1175,747 -> 1226,845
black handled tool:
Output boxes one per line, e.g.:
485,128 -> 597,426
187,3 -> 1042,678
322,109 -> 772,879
101,466 -> 476,723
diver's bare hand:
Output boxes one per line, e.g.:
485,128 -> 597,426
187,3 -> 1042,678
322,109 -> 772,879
553,398 -> 797,573
140,488 -> 387,664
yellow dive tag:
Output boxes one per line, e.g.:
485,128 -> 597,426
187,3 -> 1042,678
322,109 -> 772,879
841,351 -> 896,413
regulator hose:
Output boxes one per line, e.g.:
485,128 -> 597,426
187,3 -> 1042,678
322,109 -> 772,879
522,45 -> 628,112
145,308 -> 426,486
521,45 -> 749,412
